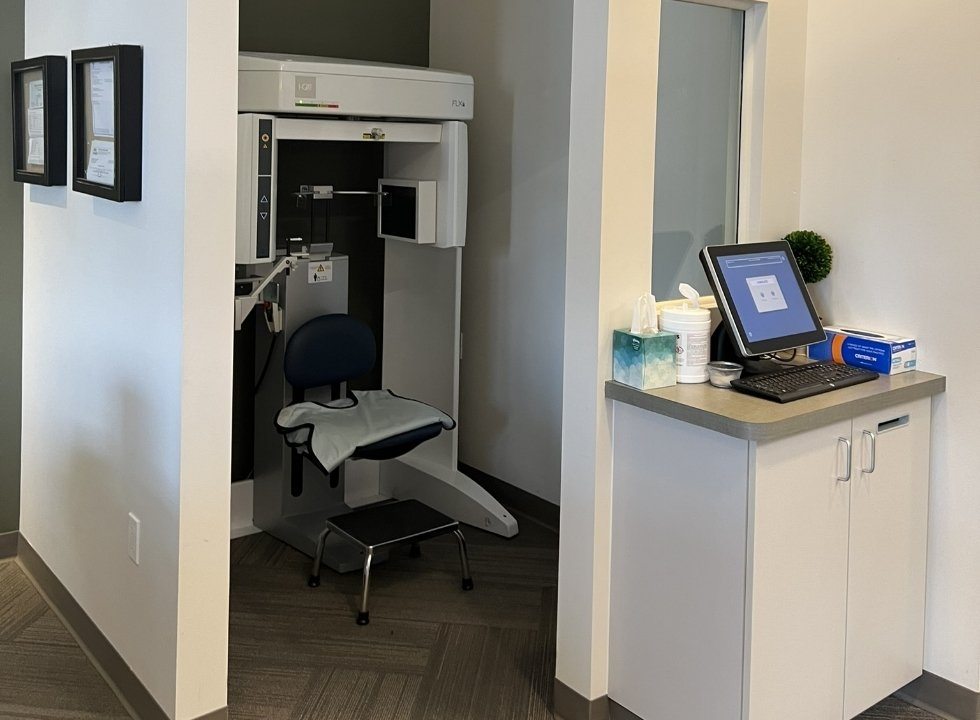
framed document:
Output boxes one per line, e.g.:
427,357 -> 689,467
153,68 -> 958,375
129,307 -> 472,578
11,55 -> 67,186
71,45 -> 142,202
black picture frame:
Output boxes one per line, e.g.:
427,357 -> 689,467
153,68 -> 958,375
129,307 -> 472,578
11,55 -> 67,186
71,45 -> 142,202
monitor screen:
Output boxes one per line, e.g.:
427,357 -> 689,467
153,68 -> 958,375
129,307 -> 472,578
700,241 -> 826,357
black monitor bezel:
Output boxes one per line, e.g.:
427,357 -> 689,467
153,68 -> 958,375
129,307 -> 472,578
700,241 -> 826,357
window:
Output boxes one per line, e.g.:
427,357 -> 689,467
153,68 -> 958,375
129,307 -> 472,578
651,0 -> 745,299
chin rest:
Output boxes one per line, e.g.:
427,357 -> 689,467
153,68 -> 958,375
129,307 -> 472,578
276,315 -> 455,485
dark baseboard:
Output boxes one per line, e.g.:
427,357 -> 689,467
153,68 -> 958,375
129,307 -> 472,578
555,674 -> 980,720
0,530 -> 18,559
459,462 -> 559,532
609,700 -> 643,720
897,671 -> 980,720
553,679 -> 609,720
17,535 -> 230,720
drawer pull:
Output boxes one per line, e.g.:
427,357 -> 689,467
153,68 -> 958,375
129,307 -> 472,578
862,430 -> 877,474
836,437 -> 852,482
877,415 -> 909,433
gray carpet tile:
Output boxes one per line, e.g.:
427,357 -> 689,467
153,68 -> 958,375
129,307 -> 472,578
0,560 -> 129,720
228,516 -> 561,719
856,696 -> 944,719
0,520 -> 946,720
227,516 -> 941,720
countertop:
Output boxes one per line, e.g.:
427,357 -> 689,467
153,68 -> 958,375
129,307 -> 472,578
605,370 -> 946,441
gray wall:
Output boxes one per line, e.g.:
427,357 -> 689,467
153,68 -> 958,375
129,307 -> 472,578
239,0 -> 430,66
430,0 -> 573,505
234,0 -> 430,482
0,0 -> 25,533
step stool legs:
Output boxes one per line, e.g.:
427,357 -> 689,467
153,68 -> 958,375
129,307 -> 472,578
308,526 -> 330,588
357,548 -> 374,625
453,529 -> 474,591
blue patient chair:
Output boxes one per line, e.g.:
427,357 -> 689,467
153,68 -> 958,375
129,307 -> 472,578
280,314 -> 473,624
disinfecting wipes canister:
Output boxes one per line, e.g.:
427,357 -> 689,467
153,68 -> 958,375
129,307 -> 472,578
661,303 -> 711,383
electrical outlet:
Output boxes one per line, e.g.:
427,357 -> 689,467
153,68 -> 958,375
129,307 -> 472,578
127,513 -> 141,565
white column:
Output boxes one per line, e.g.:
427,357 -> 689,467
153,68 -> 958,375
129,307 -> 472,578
557,0 -> 661,699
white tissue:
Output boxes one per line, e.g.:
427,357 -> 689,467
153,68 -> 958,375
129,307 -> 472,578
630,293 -> 659,334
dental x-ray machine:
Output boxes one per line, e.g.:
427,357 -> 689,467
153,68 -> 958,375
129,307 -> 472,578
233,53 -> 517,571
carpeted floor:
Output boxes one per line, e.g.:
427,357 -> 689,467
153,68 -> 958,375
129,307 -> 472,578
227,516 -> 560,720
0,560 -> 130,719
0,526 -> 947,720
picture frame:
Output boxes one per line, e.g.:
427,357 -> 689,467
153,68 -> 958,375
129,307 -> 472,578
11,55 -> 67,186
71,45 -> 142,202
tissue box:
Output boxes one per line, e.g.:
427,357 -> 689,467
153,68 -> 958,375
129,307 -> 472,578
613,329 -> 677,390
808,325 -> 917,375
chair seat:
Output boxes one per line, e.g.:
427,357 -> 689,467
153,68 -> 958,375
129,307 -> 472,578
278,392 -> 453,473
352,422 -> 444,461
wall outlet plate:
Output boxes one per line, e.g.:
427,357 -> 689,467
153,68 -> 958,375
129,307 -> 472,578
127,512 -> 140,565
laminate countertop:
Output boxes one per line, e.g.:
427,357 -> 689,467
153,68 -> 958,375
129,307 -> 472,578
605,370 -> 946,441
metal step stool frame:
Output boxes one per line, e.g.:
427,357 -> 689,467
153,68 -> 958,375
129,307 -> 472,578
307,499 -> 474,625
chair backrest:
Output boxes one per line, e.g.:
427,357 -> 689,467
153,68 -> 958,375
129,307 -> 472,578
283,314 -> 376,391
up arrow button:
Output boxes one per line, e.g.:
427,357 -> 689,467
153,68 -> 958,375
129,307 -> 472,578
259,195 -> 269,204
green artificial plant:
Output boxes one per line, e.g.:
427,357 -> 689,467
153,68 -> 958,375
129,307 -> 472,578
782,230 -> 833,284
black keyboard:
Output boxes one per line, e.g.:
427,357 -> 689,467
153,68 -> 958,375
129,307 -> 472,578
731,361 -> 879,403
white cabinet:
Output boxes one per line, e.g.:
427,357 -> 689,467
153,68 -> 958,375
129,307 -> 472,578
747,397 -> 930,720
745,417 -> 852,720
608,392 -> 934,720
843,403 -> 929,717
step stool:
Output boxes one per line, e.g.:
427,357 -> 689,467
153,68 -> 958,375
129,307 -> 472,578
307,499 -> 474,625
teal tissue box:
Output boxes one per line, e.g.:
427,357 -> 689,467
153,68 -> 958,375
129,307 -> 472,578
613,329 -> 676,390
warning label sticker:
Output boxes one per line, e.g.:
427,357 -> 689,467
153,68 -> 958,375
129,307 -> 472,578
308,261 -> 333,284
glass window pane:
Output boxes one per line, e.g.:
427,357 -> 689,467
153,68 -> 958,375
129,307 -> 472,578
652,0 -> 744,300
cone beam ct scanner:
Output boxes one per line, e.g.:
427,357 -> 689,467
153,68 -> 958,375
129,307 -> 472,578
233,53 -> 517,571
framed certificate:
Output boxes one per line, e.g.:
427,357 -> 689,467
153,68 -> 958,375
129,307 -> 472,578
11,55 -> 67,186
71,45 -> 142,202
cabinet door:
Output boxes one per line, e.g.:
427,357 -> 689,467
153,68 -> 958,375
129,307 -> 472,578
747,418 -> 852,720
843,398 -> 931,718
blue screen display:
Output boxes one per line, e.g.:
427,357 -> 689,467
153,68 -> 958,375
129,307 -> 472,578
718,250 -> 817,343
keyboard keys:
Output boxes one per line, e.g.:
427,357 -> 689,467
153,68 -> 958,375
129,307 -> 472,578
731,362 -> 879,403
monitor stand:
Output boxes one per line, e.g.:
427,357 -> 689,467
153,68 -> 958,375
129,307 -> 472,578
739,356 -> 788,377
709,324 -> 805,377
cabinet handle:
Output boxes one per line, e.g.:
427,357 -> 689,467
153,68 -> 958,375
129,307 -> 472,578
862,430 -> 877,474
836,436 -> 852,482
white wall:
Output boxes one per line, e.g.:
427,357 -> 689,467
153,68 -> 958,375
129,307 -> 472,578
429,0 -> 573,506
800,0 -> 980,692
20,1 -> 237,718
557,0 -> 810,701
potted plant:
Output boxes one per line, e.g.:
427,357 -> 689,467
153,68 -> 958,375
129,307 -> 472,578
782,229 -> 832,284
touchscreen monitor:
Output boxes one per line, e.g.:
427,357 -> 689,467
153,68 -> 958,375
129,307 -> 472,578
700,241 -> 826,357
